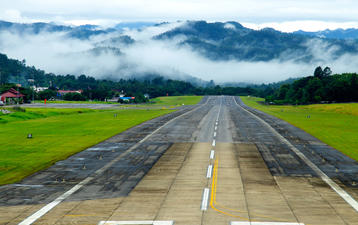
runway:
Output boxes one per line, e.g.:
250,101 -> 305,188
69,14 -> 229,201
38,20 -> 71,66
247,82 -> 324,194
1,96 -> 357,225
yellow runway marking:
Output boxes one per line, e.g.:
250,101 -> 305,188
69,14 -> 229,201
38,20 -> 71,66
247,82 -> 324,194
210,157 -> 303,223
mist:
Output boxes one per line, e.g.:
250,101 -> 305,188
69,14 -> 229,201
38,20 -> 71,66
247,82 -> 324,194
1,21 -> 358,84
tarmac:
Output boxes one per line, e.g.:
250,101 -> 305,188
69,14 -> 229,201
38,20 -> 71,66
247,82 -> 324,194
1,96 -> 357,225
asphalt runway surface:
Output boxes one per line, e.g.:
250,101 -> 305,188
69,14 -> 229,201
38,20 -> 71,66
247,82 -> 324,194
1,96 -> 357,225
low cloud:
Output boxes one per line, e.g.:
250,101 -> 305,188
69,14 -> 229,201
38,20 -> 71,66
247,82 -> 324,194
0,22 -> 358,84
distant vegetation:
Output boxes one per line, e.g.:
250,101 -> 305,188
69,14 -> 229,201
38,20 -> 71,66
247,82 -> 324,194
0,52 -> 257,103
266,66 -> 358,105
150,96 -> 202,106
157,20 -> 358,62
242,96 -> 358,161
1,51 -> 357,105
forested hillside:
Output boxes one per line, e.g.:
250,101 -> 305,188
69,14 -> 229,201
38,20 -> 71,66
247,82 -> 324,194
266,67 -> 358,104
0,52 -> 257,102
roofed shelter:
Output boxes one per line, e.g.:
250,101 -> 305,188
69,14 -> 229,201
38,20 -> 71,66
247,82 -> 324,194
0,88 -> 25,104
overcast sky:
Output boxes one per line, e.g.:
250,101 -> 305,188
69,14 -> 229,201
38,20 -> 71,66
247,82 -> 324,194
1,0 -> 358,32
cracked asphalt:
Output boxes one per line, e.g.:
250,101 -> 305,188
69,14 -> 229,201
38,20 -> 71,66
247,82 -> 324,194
1,96 -> 357,225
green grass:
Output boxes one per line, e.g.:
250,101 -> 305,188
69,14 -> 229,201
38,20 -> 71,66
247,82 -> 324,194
34,96 -> 203,107
33,100 -> 118,104
0,107 -> 173,185
150,96 -> 203,106
241,96 -> 358,161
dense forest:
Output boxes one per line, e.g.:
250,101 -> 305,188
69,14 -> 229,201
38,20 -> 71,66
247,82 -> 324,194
0,53 -> 257,103
266,66 -> 358,104
1,52 -> 357,104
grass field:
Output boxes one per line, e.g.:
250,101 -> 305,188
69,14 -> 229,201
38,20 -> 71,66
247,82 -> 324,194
241,96 -> 358,161
34,96 -> 203,106
150,96 -> 202,106
33,100 -> 117,104
0,107 -> 173,185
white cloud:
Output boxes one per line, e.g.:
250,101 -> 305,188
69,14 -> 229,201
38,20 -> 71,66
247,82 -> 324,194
1,20 -> 358,84
1,0 -> 358,31
243,20 -> 358,32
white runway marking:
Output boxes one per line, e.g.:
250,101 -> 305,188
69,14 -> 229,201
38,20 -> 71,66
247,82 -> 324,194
98,221 -> 174,225
214,126 -> 217,130
231,222 -> 305,225
214,131 -> 217,137
234,96 -> 358,212
207,165 -> 213,178
212,139 -> 216,146
210,150 -> 215,159
201,188 -> 210,210
18,98 -> 213,225
18,177 -> 91,225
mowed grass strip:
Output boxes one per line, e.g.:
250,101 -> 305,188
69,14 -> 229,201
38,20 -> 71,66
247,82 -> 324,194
150,96 -> 203,106
34,100 -> 118,104
34,96 -> 203,106
241,96 -> 358,161
0,108 -> 172,185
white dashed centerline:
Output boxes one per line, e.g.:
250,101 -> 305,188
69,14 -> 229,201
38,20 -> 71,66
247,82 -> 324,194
206,165 -> 213,178
212,139 -> 216,146
201,188 -> 210,211
210,150 -> 215,159
213,132 -> 217,137
18,98 -> 213,225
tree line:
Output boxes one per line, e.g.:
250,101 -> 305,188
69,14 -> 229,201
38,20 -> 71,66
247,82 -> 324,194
2,52 -> 357,104
266,66 -> 358,104
0,53 -> 257,102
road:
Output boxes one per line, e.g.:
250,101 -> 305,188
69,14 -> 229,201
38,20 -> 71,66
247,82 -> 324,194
1,96 -> 358,225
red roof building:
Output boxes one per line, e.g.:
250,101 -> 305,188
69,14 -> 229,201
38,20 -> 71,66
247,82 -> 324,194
0,88 -> 25,103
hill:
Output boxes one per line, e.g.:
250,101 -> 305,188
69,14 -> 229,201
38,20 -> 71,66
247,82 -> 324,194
294,28 -> 358,40
0,52 -> 258,102
156,21 -> 358,62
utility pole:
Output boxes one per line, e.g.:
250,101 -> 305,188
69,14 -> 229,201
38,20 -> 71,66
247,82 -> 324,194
17,73 -> 19,105
28,79 -> 35,103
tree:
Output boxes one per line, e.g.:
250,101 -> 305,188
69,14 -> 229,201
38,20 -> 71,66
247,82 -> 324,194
38,89 -> 57,100
314,66 -> 323,78
323,67 -> 332,76
63,92 -> 86,101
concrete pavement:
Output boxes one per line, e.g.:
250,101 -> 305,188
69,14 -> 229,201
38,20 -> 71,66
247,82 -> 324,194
1,96 -> 357,225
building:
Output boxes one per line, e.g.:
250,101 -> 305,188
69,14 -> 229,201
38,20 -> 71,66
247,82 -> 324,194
57,90 -> 83,96
0,88 -> 25,104
33,86 -> 48,92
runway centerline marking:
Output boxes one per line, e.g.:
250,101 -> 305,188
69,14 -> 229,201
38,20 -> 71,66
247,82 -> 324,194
214,132 -> 217,137
212,139 -> 216,146
234,96 -> 358,212
207,165 -> 213,178
18,97 -> 212,225
201,188 -> 210,211
210,150 -> 215,159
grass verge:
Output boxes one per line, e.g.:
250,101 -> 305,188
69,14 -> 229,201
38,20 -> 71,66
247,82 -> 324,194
241,96 -> 358,161
33,96 -> 203,106
0,107 -> 173,185
150,96 -> 203,106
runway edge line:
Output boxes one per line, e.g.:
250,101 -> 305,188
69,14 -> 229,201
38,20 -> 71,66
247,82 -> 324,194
18,97 -> 211,225
233,96 -> 358,212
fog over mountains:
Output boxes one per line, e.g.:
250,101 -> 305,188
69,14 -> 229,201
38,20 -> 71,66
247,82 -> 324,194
1,20 -> 358,83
